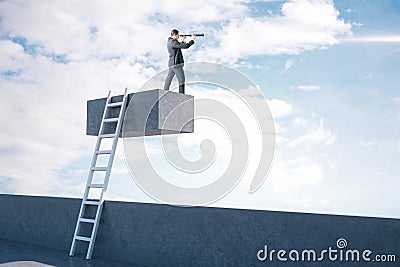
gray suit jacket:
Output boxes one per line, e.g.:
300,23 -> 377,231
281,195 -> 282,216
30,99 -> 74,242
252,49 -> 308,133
167,37 -> 194,67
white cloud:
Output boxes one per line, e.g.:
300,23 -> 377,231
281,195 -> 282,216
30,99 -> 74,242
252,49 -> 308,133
292,117 -> 311,127
297,85 -> 320,91
340,35 -> 400,43
288,118 -> 336,147
284,59 -> 294,72
266,99 -> 293,118
0,40 -> 26,72
0,0 -> 270,197
360,139 -> 374,148
0,0 -> 249,64
365,73 -> 373,79
351,21 -> 363,27
199,0 -> 352,63
392,96 -> 400,105
268,156 -> 324,193
0,38 -> 156,196
0,0 -> 352,69
0,1 -> 167,63
327,159 -> 336,169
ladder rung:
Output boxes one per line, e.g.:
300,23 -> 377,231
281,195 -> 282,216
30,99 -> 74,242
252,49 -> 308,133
99,133 -> 115,138
91,167 -> 108,171
79,218 -> 96,223
75,236 -> 91,242
83,200 -> 101,205
96,150 -> 112,154
88,183 -> 104,188
103,118 -> 119,123
107,102 -> 123,107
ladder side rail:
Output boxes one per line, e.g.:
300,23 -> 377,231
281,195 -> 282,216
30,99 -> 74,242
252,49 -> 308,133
86,90 -> 112,190
69,90 -> 112,257
103,88 -> 128,191
86,202 -> 104,259
84,88 -> 128,260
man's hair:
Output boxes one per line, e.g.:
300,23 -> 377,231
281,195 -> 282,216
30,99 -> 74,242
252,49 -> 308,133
171,29 -> 179,36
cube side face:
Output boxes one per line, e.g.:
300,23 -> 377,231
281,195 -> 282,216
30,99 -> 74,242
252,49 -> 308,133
86,98 -> 107,136
122,89 -> 160,137
87,95 -> 127,136
158,90 -> 194,134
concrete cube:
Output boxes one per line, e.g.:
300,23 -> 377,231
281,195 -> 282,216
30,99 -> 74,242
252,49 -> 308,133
86,89 -> 194,137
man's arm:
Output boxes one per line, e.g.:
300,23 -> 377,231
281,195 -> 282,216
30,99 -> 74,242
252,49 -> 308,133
171,39 -> 194,49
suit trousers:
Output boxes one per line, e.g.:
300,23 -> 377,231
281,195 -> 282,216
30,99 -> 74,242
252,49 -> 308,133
163,65 -> 185,94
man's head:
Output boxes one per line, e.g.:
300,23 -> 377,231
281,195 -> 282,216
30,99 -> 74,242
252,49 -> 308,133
171,29 -> 179,40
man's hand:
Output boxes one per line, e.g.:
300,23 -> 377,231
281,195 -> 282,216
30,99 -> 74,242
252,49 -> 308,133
182,35 -> 186,42
192,34 -> 197,40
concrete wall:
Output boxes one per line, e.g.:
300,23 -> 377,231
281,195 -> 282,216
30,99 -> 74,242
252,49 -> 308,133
0,194 -> 398,266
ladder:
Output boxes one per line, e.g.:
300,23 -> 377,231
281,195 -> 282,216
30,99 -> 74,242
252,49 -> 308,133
69,88 -> 128,260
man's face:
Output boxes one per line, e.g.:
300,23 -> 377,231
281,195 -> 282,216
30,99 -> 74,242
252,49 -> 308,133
173,33 -> 179,40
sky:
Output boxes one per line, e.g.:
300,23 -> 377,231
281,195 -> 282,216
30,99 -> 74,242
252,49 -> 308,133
0,0 -> 399,218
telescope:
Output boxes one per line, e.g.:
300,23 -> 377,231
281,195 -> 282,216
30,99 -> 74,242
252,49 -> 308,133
180,33 -> 205,37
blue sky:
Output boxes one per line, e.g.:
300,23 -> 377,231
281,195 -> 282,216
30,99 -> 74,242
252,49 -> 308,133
0,0 -> 399,218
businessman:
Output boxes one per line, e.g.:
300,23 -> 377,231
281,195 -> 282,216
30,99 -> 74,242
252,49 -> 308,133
163,29 -> 196,94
